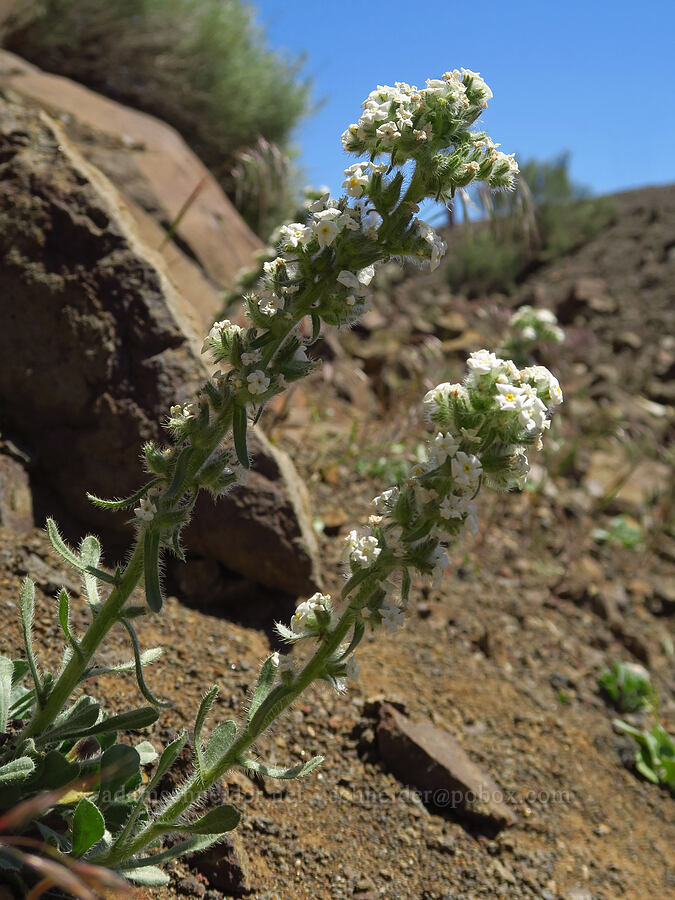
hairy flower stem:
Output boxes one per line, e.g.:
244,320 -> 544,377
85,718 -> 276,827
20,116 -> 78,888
17,542 -> 146,744
95,603 -> 361,868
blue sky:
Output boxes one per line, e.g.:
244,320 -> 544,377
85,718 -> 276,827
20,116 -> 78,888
253,0 -> 674,201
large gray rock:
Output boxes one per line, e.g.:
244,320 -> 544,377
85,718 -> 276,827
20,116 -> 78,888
0,96 -> 320,596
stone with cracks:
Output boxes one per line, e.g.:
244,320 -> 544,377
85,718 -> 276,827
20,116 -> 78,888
0,96 -> 320,597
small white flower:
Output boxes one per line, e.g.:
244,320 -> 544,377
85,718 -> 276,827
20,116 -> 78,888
342,165 -> 370,198
279,222 -> 312,248
438,494 -> 467,520
451,451 -> 483,489
380,601 -> 405,633
258,294 -> 283,317
376,121 -> 400,147
291,592 -> 330,635
134,496 -> 156,522
345,530 -> 381,566
247,370 -> 270,395
372,487 -> 398,510
312,217 -> 339,247
467,349 -> 502,376
431,432 -> 460,463
241,349 -> 262,366
368,161 -> 388,174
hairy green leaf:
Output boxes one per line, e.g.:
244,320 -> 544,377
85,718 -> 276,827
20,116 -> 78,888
0,657 -> 12,733
169,804 -> 240,835
247,654 -> 277,724
86,479 -> 161,511
20,578 -> 42,704
38,696 -> 100,745
72,797 -> 105,857
194,686 -> 219,781
99,744 -> 141,803
204,721 -> 237,769
0,757 -> 35,785
143,530 -> 163,613
58,588 -> 81,655
123,866 -> 170,886
119,619 -> 170,707
240,755 -> 323,780
232,405 -> 250,469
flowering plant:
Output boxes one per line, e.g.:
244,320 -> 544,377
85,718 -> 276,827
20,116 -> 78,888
0,69 -> 561,890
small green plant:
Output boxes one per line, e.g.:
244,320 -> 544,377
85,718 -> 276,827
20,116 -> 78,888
599,662 -> 674,794
592,514 -> 644,549
0,68 -> 565,889
598,660 -> 654,713
613,721 -> 675,793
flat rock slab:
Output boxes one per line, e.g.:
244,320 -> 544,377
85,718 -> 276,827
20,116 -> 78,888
376,703 -> 517,830
0,48 -> 262,334
0,95 -> 320,597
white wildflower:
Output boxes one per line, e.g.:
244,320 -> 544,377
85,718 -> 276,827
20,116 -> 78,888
134,496 -> 156,522
380,600 -> 405,633
247,370 -> 270,395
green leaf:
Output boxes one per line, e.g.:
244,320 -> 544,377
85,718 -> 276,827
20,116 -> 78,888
135,741 -> 158,766
194,686 -> 219,781
204,721 -> 237,770
0,657 -> 13,732
164,446 -> 193,500
335,620 -> 365,662
0,757 -> 35,785
46,519 -> 83,570
119,833 -> 221,870
80,535 -> 102,607
310,312 -> 321,344
11,659 -> 29,685
123,866 -> 170,886
71,797 -> 105,857
20,578 -> 43,703
119,619 -> 170,707
247,684 -> 293,735
143,530 -> 163,613
232,405 -> 250,469
240,755 -> 323,780
27,750 -> 80,791
58,589 -> 81,655
173,804 -> 240,835
38,695 -> 100,745
247,655 -> 277,724
86,479 -> 161,511
99,745 -> 141,803
84,646 -> 162,680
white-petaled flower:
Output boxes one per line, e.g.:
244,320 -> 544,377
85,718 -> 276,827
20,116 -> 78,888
358,264 -> 376,287
345,656 -> 359,680
438,494 -> 468,520
368,161 -> 388,174
467,349 -> 501,376
312,216 -> 339,247
241,349 -> 262,366
345,529 -> 381,566
263,257 -> 286,278
202,319 -> 242,353
451,451 -> 483,489
342,164 -> 370,198
134,496 -> 156,522
279,222 -> 312,248
422,382 -> 464,421
380,600 -> 405,633
247,370 -> 270,395
291,592 -> 331,635
430,545 -> 449,587
431,432 -> 460,463
258,294 -> 283,317
495,382 -> 523,411
376,121 -> 400,146
372,487 -> 398,510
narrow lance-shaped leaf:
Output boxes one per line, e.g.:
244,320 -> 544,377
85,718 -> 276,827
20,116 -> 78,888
123,866 -> 169,886
232,405 -> 250,469
335,619 -> 365,663
118,833 -> 222,871
38,695 -> 100,744
119,619 -> 170,707
164,804 -> 240,835
164,445 -> 193,500
83,646 -> 162,681
79,535 -> 102,607
240,755 -> 323,780
194,685 -> 218,782
20,578 -> 43,704
86,479 -> 161,511
58,588 -> 81,655
55,706 -> 159,743
247,683 -> 294,736
204,720 -> 237,770
71,797 -> 105,857
0,656 -> 13,732
143,530 -> 163,613
247,654 -> 277,723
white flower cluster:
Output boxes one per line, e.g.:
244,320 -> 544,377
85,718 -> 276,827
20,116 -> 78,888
503,305 -> 565,355
340,70 -> 518,190
290,592 -> 331,637
345,529 -> 381,566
